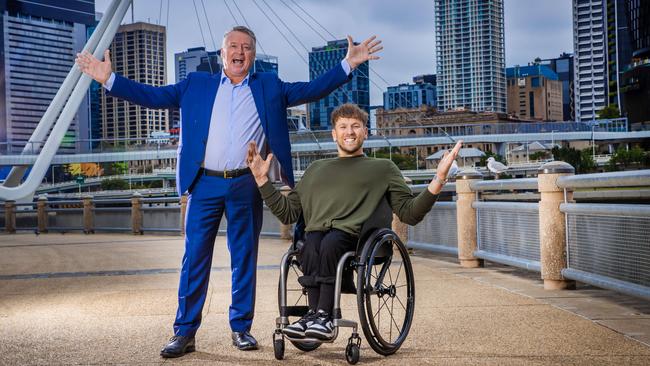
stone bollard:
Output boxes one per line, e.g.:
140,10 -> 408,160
391,214 -> 409,245
279,186 -> 293,240
82,195 -> 94,234
179,194 -> 188,236
455,170 -> 484,268
37,195 -> 48,233
538,161 -> 575,290
4,200 -> 16,233
131,192 -> 143,235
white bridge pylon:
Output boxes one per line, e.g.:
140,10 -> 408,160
0,0 -> 132,201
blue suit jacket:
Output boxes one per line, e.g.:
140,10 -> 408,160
107,64 -> 351,194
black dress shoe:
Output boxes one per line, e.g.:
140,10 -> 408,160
160,335 -> 195,358
232,331 -> 258,350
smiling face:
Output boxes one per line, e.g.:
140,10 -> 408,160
332,117 -> 368,157
221,30 -> 255,84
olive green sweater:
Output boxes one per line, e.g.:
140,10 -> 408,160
259,155 -> 438,236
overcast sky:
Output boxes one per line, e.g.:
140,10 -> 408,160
95,0 -> 573,106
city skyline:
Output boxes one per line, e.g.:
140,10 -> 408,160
95,0 -> 573,107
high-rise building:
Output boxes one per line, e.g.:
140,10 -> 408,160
383,75 -> 436,111
308,39 -> 369,130
539,53 -> 575,121
434,0 -> 506,113
254,53 -> 278,74
0,0 -> 95,153
506,65 -> 564,121
175,47 -> 221,82
621,0 -> 650,124
572,0 -> 632,121
101,22 -> 167,143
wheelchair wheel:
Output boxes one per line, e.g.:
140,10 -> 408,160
278,254 -> 321,352
357,230 -> 415,356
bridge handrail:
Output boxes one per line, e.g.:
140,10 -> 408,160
560,202 -> 650,217
471,178 -> 538,191
556,169 -> 650,189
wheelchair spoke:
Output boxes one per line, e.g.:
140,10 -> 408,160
390,305 -> 403,338
393,260 -> 403,286
372,294 -> 388,320
394,293 -> 407,312
290,264 -> 301,278
390,296 -> 395,341
294,294 -> 304,307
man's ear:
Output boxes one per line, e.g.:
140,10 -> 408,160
331,127 -> 336,141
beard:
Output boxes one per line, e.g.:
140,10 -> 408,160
337,139 -> 364,155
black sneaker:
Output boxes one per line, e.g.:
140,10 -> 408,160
305,310 -> 335,340
282,309 -> 317,338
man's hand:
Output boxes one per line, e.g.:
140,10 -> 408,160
75,50 -> 112,85
344,35 -> 383,70
247,141 -> 273,187
428,140 -> 463,195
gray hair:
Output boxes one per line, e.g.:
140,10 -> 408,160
222,25 -> 257,51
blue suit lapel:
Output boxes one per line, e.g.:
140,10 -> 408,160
249,74 -> 269,137
202,74 -> 220,138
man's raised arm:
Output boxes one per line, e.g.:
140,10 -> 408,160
75,50 -> 184,109
283,35 -> 383,108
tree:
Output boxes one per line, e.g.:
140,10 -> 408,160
606,146 -> 650,171
100,178 -> 129,191
597,104 -> 621,119
103,162 -> 128,176
551,146 -> 595,174
373,148 -> 416,170
529,151 -> 550,161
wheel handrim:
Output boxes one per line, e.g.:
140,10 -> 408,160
363,235 -> 414,349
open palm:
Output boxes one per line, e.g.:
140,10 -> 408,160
345,35 -> 383,69
75,50 -> 112,85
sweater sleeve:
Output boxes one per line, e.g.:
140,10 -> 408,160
258,180 -> 303,225
385,162 -> 438,225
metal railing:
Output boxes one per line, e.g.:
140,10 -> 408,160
557,171 -> 650,299
472,179 -> 541,271
407,184 -> 458,254
2,170 -> 649,301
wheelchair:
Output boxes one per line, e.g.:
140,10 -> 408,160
273,198 -> 415,364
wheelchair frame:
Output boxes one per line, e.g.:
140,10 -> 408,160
273,198 -> 415,364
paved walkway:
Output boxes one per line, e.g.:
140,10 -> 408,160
0,233 -> 648,365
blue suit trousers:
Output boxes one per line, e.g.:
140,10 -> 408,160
173,173 -> 263,337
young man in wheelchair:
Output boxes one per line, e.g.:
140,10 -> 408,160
247,103 -> 461,340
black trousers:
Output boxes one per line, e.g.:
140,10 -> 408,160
298,229 -> 358,314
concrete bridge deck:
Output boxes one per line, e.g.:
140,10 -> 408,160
0,233 -> 649,365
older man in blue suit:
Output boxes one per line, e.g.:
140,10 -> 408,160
76,25 -> 382,357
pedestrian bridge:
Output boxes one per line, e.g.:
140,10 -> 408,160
1,165 -> 649,364
2,129 -> 649,166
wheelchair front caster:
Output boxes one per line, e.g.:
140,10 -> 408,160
273,332 -> 285,360
345,334 -> 361,364
345,343 -> 360,364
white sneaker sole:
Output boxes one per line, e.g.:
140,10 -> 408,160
305,328 -> 334,340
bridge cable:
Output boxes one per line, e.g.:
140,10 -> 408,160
281,0 -> 455,143
199,0 -> 218,52
255,0 -> 350,108
191,0 -> 214,75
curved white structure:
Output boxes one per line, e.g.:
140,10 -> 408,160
0,0 -> 132,201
